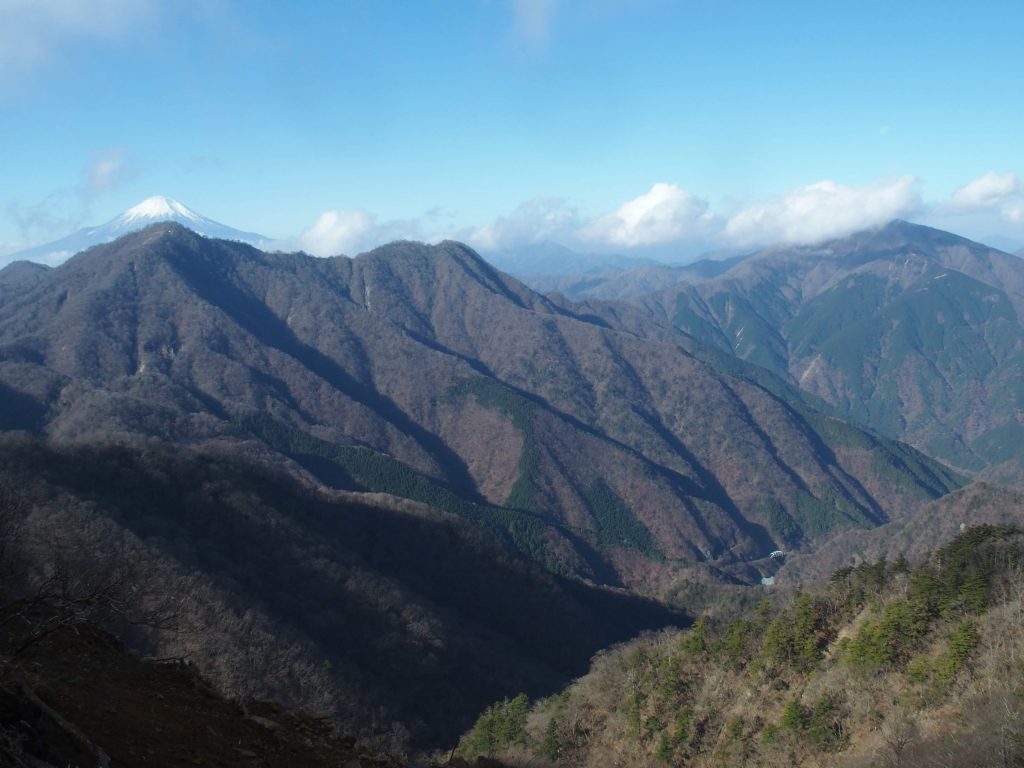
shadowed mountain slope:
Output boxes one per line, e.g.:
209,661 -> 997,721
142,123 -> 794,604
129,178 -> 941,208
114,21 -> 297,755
0,436 -> 682,748
0,611 -> 403,768
0,260 -> 50,298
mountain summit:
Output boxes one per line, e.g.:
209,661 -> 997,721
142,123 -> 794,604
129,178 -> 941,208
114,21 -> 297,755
5,196 -> 269,265
114,195 -> 207,226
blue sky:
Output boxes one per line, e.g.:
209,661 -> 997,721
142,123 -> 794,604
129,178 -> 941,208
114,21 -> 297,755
2,0 -> 1024,261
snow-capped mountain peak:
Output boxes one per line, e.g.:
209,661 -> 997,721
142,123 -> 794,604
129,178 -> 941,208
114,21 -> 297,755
97,196 -> 217,238
119,196 -> 204,225
7,197 -> 271,266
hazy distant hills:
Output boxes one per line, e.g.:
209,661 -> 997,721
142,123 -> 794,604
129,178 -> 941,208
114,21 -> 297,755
0,224 -> 960,590
488,239 -> 749,301
484,240 -> 658,276
614,222 -> 1024,480
523,254 -> 749,300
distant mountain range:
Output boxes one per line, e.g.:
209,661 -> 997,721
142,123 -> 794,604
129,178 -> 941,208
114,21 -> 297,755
4,196 -> 269,265
503,224 -> 1024,483
622,221 -> 1024,481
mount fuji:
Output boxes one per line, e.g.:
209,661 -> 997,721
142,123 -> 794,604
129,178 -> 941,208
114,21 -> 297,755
5,196 -> 270,266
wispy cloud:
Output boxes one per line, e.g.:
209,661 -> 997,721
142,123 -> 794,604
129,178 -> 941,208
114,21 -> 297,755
0,0 -> 159,77
5,146 -> 138,247
294,209 -> 434,257
724,177 -> 921,246
6,191 -> 83,247
83,147 -> 135,196
296,210 -> 376,257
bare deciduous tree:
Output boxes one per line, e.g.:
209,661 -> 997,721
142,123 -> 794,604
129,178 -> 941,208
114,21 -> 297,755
880,709 -> 918,768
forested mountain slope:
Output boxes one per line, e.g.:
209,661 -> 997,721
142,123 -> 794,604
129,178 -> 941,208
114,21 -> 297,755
0,225 -> 961,590
635,221 -> 1024,479
456,524 -> 1024,767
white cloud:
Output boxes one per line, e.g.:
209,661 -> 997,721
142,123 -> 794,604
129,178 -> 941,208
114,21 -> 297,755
0,0 -> 160,76
467,178 -> 915,254
953,171 -> 1021,210
582,183 -> 715,248
950,171 -> 1024,224
293,208 -> 438,256
467,197 -> 580,251
290,171 -> 1024,261
296,210 -> 376,257
725,176 -> 921,246
510,0 -> 559,47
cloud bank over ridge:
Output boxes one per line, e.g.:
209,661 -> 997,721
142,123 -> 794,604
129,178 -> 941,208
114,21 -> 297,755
724,177 -> 921,247
294,176 -> 930,258
8,170 -> 1023,264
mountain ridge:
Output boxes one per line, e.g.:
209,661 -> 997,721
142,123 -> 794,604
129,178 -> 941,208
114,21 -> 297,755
0,223 -> 962,591
630,220 -> 1024,479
